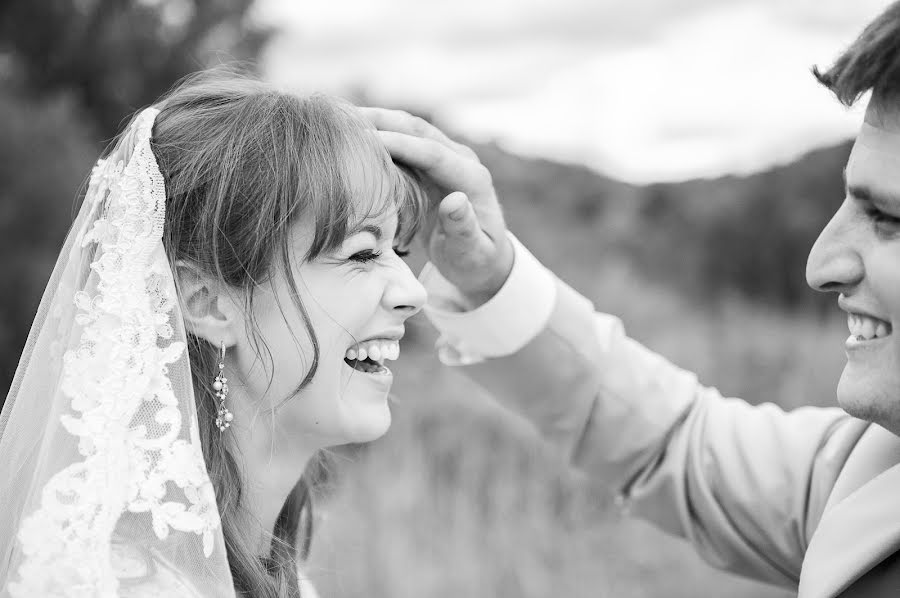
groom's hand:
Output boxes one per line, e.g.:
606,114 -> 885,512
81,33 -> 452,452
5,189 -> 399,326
359,107 -> 513,306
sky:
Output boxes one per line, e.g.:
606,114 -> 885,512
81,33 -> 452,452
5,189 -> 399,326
256,0 -> 894,183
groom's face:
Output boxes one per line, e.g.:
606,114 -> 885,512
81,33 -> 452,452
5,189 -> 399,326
807,94 -> 900,436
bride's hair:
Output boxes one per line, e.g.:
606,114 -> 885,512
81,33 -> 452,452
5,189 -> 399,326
133,67 -> 426,596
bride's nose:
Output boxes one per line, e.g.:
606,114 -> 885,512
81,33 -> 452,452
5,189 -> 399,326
383,263 -> 427,318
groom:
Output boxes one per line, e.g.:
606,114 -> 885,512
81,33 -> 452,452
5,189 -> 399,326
364,3 -> 900,597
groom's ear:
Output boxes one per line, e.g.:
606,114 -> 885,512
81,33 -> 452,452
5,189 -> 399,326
174,260 -> 242,347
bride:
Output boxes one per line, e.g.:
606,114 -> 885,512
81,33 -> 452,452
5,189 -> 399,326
0,69 -> 429,597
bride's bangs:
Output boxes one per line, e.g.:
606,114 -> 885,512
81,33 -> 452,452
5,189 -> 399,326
297,96 -> 427,260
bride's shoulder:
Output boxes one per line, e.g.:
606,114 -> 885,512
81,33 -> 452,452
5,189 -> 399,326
112,542 -> 206,598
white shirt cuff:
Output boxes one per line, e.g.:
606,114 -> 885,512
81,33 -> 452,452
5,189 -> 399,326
420,233 -> 557,365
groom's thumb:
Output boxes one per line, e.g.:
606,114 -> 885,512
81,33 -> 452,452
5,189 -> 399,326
438,192 -> 477,241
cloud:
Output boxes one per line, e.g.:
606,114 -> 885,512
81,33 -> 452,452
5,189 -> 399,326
258,0 -> 891,182
444,5 -> 870,181
260,0 -> 715,50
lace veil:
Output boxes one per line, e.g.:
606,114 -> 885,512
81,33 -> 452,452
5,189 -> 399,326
0,108 -> 236,597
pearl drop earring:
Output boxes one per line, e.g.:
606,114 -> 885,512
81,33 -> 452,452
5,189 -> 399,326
213,342 -> 233,432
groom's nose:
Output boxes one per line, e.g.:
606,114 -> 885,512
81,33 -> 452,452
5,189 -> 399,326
807,197 -> 864,294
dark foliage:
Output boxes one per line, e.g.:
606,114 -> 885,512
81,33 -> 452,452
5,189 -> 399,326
0,0 -> 270,139
629,144 -> 850,312
0,1 -> 271,398
472,139 -> 848,314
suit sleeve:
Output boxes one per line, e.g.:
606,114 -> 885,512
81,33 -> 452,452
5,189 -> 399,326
421,234 -> 861,588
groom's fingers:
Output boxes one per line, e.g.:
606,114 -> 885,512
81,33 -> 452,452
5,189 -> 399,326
377,130 -> 490,197
360,107 -> 481,162
438,192 -> 479,241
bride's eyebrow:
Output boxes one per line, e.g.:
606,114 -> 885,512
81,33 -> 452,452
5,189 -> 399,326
345,224 -> 383,241
359,224 -> 382,240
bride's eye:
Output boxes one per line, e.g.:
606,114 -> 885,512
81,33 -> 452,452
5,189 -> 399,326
348,246 -> 409,263
349,249 -> 382,263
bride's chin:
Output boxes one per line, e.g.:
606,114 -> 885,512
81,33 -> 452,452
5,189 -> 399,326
345,410 -> 392,444
338,398 -> 392,444
337,366 -> 394,442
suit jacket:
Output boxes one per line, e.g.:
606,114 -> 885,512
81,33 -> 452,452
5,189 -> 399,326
421,236 -> 900,598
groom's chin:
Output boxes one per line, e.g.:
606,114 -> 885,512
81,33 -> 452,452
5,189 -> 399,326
837,366 -> 869,416
836,367 -> 900,431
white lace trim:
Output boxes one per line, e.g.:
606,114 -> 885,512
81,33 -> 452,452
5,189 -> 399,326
10,108 -> 221,597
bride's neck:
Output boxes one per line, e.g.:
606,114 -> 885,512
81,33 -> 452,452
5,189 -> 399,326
226,394 -> 319,556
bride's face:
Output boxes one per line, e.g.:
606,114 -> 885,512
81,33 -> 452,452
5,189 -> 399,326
231,205 -> 426,446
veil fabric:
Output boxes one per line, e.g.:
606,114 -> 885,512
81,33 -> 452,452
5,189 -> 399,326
0,108 -> 236,597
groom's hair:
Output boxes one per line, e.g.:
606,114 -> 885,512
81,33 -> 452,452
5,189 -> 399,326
814,1 -> 900,106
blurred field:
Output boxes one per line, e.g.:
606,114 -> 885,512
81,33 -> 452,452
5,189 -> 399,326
302,256 -> 846,598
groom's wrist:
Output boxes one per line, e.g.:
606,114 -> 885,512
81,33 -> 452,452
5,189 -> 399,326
459,235 -> 515,307
421,232 -> 557,360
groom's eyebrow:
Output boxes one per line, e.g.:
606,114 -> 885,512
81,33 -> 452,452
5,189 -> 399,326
848,184 -> 900,209
844,167 -> 900,208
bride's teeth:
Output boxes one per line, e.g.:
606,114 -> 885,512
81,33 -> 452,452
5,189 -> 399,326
368,345 -> 382,361
348,339 -> 401,363
876,322 -> 889,338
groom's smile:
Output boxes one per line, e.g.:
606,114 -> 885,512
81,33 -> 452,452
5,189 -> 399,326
842,299 -> 892,349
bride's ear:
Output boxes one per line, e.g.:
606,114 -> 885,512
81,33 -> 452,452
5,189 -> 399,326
174,260 -> 242,347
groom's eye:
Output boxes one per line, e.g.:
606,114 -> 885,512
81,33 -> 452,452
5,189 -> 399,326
864,206 -> 900,237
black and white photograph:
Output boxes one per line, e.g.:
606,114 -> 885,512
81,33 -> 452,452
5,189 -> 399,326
1,1 -> 900,596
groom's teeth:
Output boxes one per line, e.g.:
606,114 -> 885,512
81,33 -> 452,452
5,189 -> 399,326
862,319 -> 876,340
846,313 -> 892,340
368,345 -> 382,361
357,347 -> 368,361
346,348 -> 357,360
